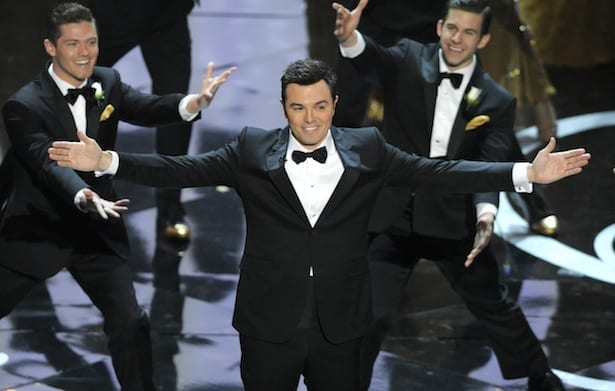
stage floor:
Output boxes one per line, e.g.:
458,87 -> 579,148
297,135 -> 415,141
1,1 -> 614,390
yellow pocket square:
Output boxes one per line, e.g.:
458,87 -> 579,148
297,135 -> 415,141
465,115 -> 490,131
100,104 -> 115,121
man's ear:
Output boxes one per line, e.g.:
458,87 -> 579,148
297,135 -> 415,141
436,19 -> 444,37
44,39 -> 56,58
477,33 -> 491,49
280,98 -> 288,119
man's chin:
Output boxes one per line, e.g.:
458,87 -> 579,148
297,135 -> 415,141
443,55 -> 470,70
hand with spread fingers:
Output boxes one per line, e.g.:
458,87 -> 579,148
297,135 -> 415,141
186,61 -> 236,113
79,188 -> 129,219
527,137 -> 591,184
332,0 -> 369,45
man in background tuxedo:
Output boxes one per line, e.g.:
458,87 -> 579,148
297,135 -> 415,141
321,0 -> 558,237
86,0 -> 199,242
0,3 -> 233,389
335,0 -> 565,389
48,58 -> 589,390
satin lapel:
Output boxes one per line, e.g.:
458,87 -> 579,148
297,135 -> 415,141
86,74 -> 108,140
422,47 -> 440,148
447,69 -> 485,157
86,99 -> 101,140
265,127 -> 309,223
316,127 -> 360,224
447,109 -> 467,157
40,68 -> 78,140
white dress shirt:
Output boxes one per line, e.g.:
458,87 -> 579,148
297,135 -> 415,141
430,50 -> 475,158
285,129 -> 343,227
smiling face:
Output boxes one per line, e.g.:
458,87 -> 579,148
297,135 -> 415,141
437,8 -> 490,70
44,21 -> 98,86
281,80 -> 338,150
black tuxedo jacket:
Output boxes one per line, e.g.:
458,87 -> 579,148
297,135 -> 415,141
360,0 -> 444,43
85,0 -> 196,46
346,36 -> 518,239
113,125 -> 516,343
0,64 -> 189,279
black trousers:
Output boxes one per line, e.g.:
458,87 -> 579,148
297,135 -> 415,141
0,251 -> 154,391
96,17 -> 193,216
239,278 -> 362,391
360,232 -> 550,390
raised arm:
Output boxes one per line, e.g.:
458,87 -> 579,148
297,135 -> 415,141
184,61 -> 236,114
332,0 -> 368,46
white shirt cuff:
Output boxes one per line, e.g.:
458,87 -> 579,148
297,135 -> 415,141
476,202 -> 497,220
180,94 -> 201,121
94,151 -> 119,177
339,31 -> 366,59
512,162 -> 533,193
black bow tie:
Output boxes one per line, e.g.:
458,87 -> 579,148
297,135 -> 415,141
291,146 -> 327,164
438,72 -> 463,89
65,86 -> 95,105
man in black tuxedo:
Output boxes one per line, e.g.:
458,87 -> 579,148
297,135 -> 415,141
334,0 -> 565,389
48,58 -> 589,390
85,0 -> 198,242
0,3 -> 234,389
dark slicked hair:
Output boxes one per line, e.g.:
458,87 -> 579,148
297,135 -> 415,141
280,59 -> 337,103
46,2 -> 96,45
445,0 -> 492,36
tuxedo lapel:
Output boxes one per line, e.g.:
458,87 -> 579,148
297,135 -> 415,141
86,108 -> 100,139
265,128 -> 309,224
316,128 -> 360,224
447,109 -> 467,157
39,68 -> 79,140
86,72 -> 113,140
421,46 -> 440,150
86,88 -> 101,140
447,68 -> 487,156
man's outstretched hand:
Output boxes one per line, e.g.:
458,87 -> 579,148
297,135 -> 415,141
186,61 -> 236,113
49,131 -> 108,172
80,188 -> 129,219
527,138 -> 590,183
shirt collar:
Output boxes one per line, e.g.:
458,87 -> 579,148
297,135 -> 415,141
48,63 -> 88,95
